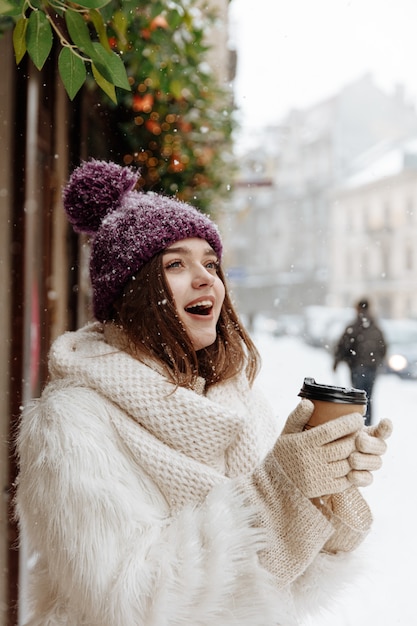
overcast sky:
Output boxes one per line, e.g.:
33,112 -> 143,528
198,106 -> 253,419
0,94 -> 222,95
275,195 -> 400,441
229,0 -> 417,132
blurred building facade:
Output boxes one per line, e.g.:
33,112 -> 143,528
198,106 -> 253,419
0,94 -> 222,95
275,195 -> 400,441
329,138 -> 417,318
226,74 -> 417,323
0,31 -> 83,626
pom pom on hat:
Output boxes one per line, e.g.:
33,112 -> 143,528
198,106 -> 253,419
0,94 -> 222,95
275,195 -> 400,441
63,159 -> 138,234
63,159 -> 223,321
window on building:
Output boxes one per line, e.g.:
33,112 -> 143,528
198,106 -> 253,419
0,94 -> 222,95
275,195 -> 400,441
406,197 -> 414,222
405,243 -> 413,271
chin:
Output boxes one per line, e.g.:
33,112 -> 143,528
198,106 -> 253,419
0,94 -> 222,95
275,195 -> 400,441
194,334 -> 217,351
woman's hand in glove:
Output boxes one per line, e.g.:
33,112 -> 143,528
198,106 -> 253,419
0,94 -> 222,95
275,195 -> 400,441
272,399 -> 364,499
348,418 -> 393,487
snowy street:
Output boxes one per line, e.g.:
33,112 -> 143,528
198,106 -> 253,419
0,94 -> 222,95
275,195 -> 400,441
253,331 -> 416,626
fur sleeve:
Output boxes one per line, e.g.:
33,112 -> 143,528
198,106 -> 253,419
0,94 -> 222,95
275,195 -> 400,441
16,384 -> 286,626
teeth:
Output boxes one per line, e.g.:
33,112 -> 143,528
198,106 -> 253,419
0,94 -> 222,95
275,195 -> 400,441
187,300 -> 212,309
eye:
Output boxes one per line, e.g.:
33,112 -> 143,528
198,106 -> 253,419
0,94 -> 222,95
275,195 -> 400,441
205,259 -> 220,271
165,259 -> 183,270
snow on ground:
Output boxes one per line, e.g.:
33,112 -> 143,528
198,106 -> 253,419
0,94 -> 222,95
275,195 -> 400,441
253,332 -> 417,626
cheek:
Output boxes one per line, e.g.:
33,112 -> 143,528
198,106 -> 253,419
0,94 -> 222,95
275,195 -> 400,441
216,280 -> 226,307
164,275 -> 184,305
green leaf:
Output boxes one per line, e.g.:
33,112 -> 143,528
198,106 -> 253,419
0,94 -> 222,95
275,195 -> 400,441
26,10 -> 53,70
169,79 -> 183,99
65,9 -> 95,56
72,0 -> 111,8
89,9 -> 111,53
150,2 -> 165,19
92,62 -> 116,103
58,47 -> 86,100
169,9 -> 183,30
12,16 -> 27,64
111,9 -> 127,46
0,0 -> 20,17
90,42 -> 130,91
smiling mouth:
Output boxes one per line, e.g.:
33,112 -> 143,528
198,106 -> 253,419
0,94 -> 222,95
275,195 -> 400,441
185,300 -> 213,316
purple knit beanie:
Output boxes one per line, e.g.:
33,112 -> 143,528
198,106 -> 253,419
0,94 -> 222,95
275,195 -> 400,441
63,159 -> 223,322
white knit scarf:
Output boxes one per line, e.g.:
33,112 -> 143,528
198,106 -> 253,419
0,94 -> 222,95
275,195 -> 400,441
49,323 -> 278,511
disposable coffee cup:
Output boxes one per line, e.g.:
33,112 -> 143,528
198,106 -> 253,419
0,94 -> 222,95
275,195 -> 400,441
298,377 -> 367,429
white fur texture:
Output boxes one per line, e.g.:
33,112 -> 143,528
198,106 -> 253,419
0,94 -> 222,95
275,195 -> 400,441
16,324 -> 371,625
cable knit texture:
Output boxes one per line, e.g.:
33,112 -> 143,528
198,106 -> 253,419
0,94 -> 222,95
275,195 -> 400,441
16,323 -> 373,625
48,323 -> 277,511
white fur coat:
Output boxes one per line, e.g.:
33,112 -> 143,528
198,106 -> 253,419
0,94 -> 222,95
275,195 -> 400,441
16,323 -> 368,626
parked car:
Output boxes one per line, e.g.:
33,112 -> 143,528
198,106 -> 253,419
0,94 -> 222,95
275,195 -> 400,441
302,305 -> 355,350
272,314 -> 304,337
252,313 -> 304,338
380,319 -> 417,379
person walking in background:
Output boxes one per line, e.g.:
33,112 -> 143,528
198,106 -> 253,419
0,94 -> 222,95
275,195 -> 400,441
16,161 -> 391,626
333,298 -> 387,426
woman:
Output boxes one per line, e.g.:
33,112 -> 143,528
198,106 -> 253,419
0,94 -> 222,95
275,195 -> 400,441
16,160 -> 392,626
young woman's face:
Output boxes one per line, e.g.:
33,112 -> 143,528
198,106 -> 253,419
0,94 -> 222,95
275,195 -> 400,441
162,237 -> 225,351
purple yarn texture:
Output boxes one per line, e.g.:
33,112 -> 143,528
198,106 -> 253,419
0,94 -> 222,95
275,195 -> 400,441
63,159 -> 138,235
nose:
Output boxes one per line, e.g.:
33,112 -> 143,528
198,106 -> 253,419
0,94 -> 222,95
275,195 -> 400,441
192,265 -> 215,288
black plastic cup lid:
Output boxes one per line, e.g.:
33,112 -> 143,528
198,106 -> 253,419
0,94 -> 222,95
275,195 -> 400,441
298,377 -> 367,404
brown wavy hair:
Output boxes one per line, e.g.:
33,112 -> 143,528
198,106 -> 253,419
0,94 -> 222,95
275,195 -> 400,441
111,252 -> 260,389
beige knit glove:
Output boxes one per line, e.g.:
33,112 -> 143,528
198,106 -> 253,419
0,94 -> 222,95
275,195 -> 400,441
348,418 -> 393,487
280,398 -> 315,435
272,399 -> 364,498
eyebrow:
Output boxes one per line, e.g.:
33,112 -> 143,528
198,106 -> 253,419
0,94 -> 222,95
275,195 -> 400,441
162,245 -> 217,257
